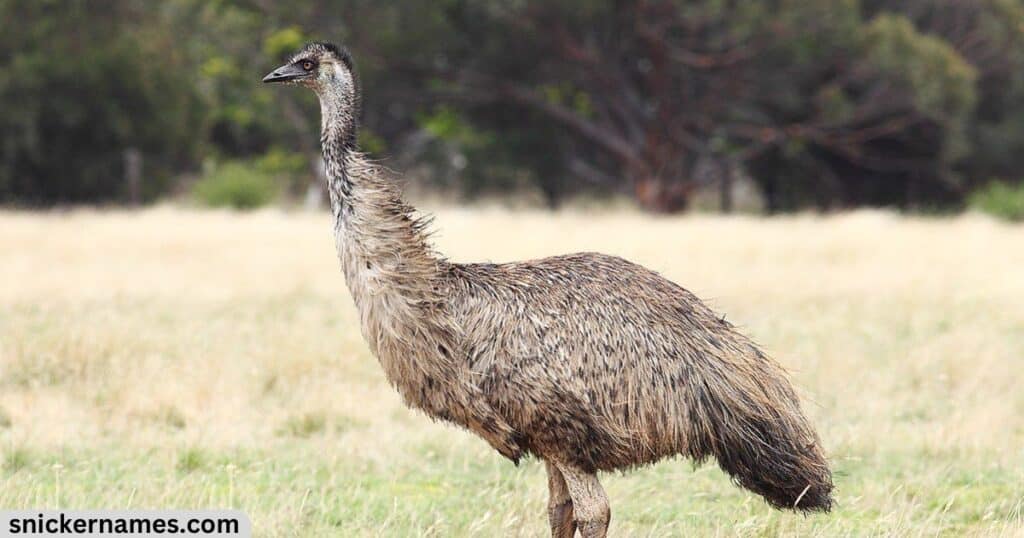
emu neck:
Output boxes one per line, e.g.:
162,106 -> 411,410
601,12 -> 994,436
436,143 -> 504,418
317,88 -> 444,352
318,88 -> 357,217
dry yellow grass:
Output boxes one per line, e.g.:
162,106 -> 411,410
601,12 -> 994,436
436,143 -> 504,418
1,207 -> 1022,536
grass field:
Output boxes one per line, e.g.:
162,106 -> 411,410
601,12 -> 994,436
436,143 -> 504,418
1,207 -> 1022,537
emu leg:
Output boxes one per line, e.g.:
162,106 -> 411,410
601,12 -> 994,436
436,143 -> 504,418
556,463 -> 610,538
545,461 -> 576,538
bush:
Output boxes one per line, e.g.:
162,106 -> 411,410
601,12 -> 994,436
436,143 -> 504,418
254,149 -> 310,194
0,3 -> 202,205
192,161 -> 279,210
969,181 -> 1024,222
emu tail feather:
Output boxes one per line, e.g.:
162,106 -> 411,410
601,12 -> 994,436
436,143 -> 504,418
688,353 -> 834,512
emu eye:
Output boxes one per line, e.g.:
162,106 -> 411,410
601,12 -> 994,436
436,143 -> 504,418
301,60 -> 314,71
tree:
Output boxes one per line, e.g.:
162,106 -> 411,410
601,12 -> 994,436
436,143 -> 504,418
3,0 -> 1020,211
0,0 -> 202,204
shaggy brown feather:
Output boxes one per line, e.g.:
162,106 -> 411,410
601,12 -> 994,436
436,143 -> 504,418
266,42 -> 834,529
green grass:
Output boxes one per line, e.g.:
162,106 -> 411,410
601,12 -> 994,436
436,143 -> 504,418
277,413 -> 327,438
1,444 -> 1021,536
1,208 -> 1022,536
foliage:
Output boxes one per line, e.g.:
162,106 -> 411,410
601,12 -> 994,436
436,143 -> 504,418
968,181 -> 1024,221
369,0 -> 1007,211
254,148 -> 310,194
0,0 -> 202,205
191,161 -> 279,210
864,14 -> 977,158
866,15 -> 977,119
3,0 -> 1024,212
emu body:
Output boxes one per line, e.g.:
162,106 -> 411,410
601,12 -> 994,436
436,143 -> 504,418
265,42 -> 833,537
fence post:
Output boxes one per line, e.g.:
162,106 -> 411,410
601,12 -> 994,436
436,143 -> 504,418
124,148 -> 142,206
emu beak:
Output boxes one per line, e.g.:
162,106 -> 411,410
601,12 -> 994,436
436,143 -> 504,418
262,63 -> 306,83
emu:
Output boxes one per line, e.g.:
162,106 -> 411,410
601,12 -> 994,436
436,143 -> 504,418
264,42 -> 832,537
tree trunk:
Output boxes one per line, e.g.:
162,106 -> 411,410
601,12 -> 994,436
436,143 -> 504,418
633,174 -> 691,213
123,148 -> 142,206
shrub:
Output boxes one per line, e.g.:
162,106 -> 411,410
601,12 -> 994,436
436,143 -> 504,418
176,448 -> 206,474
277,412 -> 326,438
192,161 -> 279,210
255,149 -> 310,194
0,4 -> 202,205
968,181 -> 1024,222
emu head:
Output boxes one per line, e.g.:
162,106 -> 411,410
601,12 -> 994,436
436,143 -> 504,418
262,41 -> 355,93
263,41 -> 359,144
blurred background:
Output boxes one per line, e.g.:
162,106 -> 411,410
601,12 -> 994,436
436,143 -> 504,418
3,2 -> 1024,535
3,0 -> 1024,219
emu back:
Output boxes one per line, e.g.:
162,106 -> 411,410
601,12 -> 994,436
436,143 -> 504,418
447,253 -> 833,511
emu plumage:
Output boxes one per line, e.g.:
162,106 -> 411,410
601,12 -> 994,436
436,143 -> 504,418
264,42 -> 833,537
